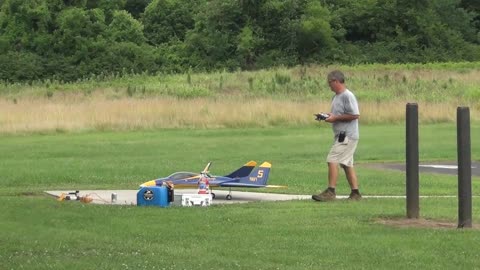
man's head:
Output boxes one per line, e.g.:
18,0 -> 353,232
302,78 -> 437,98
327,70 -> 346,93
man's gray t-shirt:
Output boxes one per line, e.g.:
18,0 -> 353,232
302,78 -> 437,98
330,89 -> 359,140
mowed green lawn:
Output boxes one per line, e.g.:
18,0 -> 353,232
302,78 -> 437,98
1,124 -> 480,269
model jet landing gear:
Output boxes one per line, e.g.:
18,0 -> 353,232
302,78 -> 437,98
210,189 -> 233,200
225,188 -> 233,200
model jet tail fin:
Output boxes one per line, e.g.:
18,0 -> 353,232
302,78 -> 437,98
237,161 -> 271,186
224,160 -> 257,178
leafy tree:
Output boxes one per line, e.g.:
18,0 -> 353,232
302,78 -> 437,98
0,0 -> 54,53
0,51 -> 44,81
107,10 -> 145,44
52,6 -> 108,78
64,0 -> 87,8
154,39 -> 190,73
239,0 -> 265,19
253,0 -> 309,66
54,8 -> 106,54
0,0 -> 479,83
297,1 -> 337,62
92,41 -> 157,76
431,0 -> 476,42
124,0 -> 152,19
142,0 -> 196,45
236,24 -> 263,68
185,0 -> 245,70
327,0 -> 479,63
86,0 -> 126,22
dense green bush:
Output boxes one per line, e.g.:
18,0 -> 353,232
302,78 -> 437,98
0,0 -> 478,83
0,51 -> 44,81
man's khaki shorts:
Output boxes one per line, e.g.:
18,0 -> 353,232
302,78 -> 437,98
326,138 -> 358,167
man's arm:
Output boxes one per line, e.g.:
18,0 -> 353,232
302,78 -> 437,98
325,114 -> 359,123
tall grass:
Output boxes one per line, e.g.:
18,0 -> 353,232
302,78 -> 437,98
1,62 -> 478,99
1,97 -> 477,134
1,63 -> 479,133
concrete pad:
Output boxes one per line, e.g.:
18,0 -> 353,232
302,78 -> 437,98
45,189 -> 313,205
45,190 -> 472,205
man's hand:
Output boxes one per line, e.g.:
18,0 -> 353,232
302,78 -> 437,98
314,113 -> 330,121
325,114 -> 335,123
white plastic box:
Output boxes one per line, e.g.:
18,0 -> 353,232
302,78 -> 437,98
181,194 -> 212,207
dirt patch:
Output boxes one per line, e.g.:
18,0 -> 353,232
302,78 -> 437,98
17,191 -> 49,198
375,217 -> 480,230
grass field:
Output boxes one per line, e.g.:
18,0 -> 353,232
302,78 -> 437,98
1,125 -> 480,269
2,63 -> 480,269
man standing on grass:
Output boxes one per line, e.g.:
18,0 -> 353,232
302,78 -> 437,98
312,70 -> 362,201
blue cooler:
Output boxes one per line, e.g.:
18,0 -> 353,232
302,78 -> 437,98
137,186 -> 169,207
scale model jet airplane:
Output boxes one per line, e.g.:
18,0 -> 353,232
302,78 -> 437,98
139,161 -> 275,200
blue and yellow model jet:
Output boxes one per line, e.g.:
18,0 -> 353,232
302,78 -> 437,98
139,161 -> 273,200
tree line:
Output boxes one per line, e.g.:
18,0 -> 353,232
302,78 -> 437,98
0,0 -> 479,82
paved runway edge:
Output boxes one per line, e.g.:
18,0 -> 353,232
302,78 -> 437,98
45,189 -> 476,206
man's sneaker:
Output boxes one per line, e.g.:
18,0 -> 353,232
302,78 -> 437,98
348,191 -> 362,201
312,189 -> 336,202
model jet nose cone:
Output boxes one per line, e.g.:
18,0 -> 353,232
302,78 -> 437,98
139,180 -> 157,188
